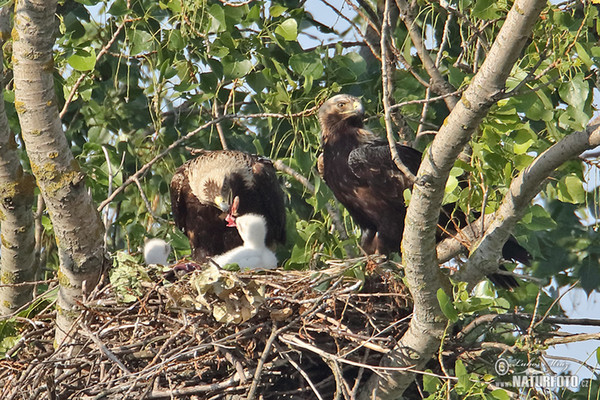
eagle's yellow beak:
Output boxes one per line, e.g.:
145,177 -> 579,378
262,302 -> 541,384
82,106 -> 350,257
352,100 -> 364,114
214,195 -> 229,212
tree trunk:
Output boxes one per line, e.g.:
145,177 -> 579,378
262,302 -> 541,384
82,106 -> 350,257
358,0 -> 547,397
0,7 -> 36,315
13,0 -> 107,345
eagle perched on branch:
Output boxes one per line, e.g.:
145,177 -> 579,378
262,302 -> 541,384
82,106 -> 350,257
318,94 -> 529,288
170,150 -> 286,262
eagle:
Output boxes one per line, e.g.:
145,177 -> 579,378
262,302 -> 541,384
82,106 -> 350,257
170,150 -> 286,262
317,94 -> 529,288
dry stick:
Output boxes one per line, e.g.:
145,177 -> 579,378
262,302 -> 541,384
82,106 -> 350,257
381,0 -> 417,183
280,333 -> 452,379
533,281 -> 579,330
544,354 -> 597,374
320,0 -> 381,62
274,342 -> 326,400
388,90 -> 464,113
78,323 -> 131,375
544,332 -> 600,346
417,13 -> 454,138
246,322 -> 279,400
396,0 -> 459,110
212,97 -> 229,150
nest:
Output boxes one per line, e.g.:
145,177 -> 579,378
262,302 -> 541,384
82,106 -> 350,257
0,256 -> 412,399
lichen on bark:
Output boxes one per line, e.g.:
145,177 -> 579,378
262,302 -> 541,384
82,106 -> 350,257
13,0 -> 107,344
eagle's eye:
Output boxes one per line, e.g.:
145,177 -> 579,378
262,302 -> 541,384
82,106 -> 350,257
337,102 -> 346,108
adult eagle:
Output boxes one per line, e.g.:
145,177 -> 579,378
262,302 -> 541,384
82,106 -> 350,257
170,150 -> 286,262
318,94 -> 529,288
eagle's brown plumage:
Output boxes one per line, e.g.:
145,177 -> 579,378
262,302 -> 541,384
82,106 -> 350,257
318,94 -> 528,288
170,150 -> 286,261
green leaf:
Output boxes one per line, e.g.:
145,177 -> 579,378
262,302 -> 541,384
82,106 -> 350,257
437,288 -> 458,322
512,131 -> 535,154
580,261 -> 600,295
559,74 -> 589,110
209,4 -> 226,32
274,18 -> 297,41
269,5 -> 287,17
596,346 -> 600,365
289,52 -> 324,79
223,57 -> 253,79
422,370 -> 441,393
129,30 -> 154,55
472,0 -> 505,19
557,174 -> 585,204
108,0 -> 128,16
67,48 -> 96,71
491,389 -> 511,400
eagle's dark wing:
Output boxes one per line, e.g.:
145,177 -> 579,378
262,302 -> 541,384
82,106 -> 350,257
251,157 -> 287,246
348,140 -> 422,198
348,141 -> 524,289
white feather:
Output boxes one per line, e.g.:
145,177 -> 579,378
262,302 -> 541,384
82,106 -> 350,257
213,214 -> 277,270
144,238 -> 171,265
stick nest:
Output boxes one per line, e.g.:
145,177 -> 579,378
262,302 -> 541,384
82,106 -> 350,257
1,256 -> 412,399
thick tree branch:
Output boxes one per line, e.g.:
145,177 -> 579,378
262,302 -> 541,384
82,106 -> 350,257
359,0 -> 546,398
14,0 -> 107,345
456,117 -> 600,283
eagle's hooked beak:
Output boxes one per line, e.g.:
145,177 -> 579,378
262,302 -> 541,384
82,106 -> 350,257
214,195 -> 230,213
352,100 -> 363,114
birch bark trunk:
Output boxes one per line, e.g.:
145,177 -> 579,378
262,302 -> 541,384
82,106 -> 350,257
13,0 -> 107,345
358,0 -> 547,397
0,7 -> 36,315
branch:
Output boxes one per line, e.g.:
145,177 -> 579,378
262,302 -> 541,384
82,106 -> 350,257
273,160 -> 349,242
60,20 -> 127,119
395,0 -> 459,111
456,117 -> 600,283
97,109 -> 317,212
543,332 -> 600,346
381,0 -> 417,183
360,0 -> 547,398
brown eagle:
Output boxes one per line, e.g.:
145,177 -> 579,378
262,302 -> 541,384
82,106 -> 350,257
170,150 -> 286,261
318,94 -> 529,288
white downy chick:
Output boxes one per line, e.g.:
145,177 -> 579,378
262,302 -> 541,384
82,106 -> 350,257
144,238 -> 171,265
213,214 -> 277,270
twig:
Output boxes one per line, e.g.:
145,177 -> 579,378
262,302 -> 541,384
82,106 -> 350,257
273,159 -> 349,242
533,281 -> 579,330
60,21 -> 127,119
275,342 -> 325,400
97,109 -> 317,212
544,332 -> 600,346
246,322 -> 278,400
381,0 -> 417,183
79,323 -> 131,375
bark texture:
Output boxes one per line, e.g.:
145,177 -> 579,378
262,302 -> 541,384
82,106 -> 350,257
358,0 -> 547,398
0,6 -> 36,315
13,0 -> 106,345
